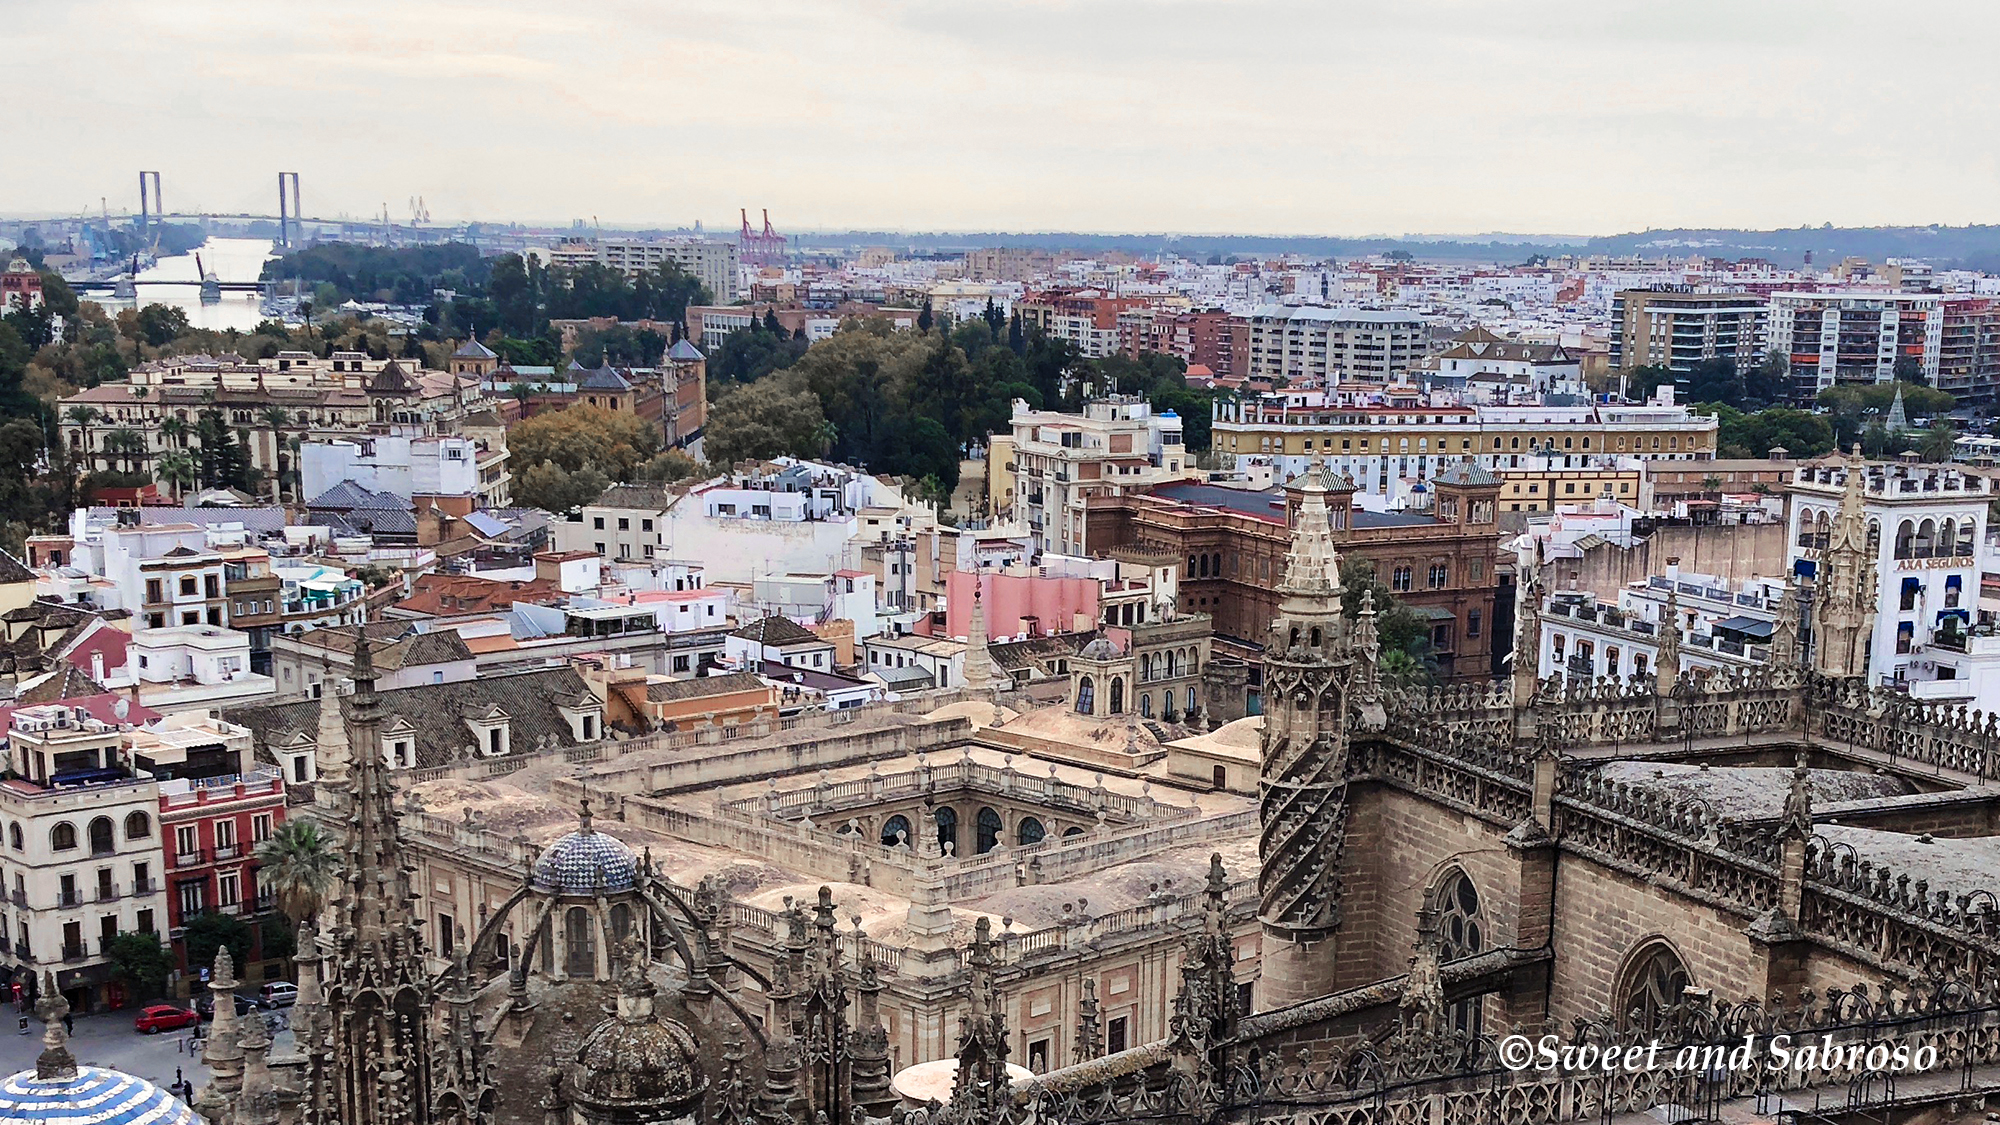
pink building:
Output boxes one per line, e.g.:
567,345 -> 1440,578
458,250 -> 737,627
944,571 -> 1101,641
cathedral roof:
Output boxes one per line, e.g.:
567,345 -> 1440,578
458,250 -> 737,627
452,337 -> 498,360
666,339 -> 705,362
0,1066 -> 199,1125
533,826 -> 637,895
569,1008 -> 705,1115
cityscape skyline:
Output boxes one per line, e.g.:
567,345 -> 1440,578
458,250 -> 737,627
19,0 -> 2000,235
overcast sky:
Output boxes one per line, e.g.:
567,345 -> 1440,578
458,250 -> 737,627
15,0 -> 2000,236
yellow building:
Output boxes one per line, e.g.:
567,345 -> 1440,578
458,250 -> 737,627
1212,395 -> 1716,500
1497,467 -> 1645,513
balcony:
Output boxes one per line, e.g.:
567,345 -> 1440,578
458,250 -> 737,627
132,879 -> 156,896
61,944 -> 87,963
56,891 -> 78,908
213,843 -> 243,861
174,848 -> 209,868
216,901 -> 243,917
7,890 -> 23,909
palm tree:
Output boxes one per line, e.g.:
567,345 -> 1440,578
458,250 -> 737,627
254,821 -> 337,929
102,428 -> 147,475
64,405 -> 100,472
156,451 -> 196,501
160,414 -> 189,449
260,406 -> 292,432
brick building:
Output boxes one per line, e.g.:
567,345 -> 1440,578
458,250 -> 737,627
1084,460 -> 1504,681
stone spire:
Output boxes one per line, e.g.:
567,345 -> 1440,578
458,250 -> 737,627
1279,454 -> 1344,602
849,922 -> 897,1118
1814,455 -> 1876,679
945,918 -> 1013,1125
1781,751 -> 1814,841
962,574 -> 1004,693
1511,572 -> 1544,708
312,670 -> 353,831
300,631 -> 483,1125
32,972 -> 75,1081
1074,978 -> 1104,1063
1771,583 -> 1800,666
1258,457 -> 1355,1007
1655,583 -> 1683,689
201,948 -> 246,1109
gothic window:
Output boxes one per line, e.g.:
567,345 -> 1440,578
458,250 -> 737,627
1428,563 -> 1448,589
1616,941 -> 1691,1032
935,807 -> 959,855
1392,566 -> 1413,593
1076,676 -> 1095,715
881,815 -> 912,848
1435,872 -> 1483,960
976,807 -> 1003,854
1018,817 -> 1046,846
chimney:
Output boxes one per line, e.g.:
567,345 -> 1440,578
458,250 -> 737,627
1665,557 -> 1682,585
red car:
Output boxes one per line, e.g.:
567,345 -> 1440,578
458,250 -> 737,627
134,1004 -> 198,1034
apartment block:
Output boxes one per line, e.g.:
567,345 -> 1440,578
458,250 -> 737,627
1609,289 -> 1768,376
1768,290 -> 1942,399
1009,397 -> 1194,556
1242,305 -> 1426,384
547,237 -> 741,301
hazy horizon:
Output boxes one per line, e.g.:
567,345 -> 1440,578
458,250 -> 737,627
20,0 -> 2000,236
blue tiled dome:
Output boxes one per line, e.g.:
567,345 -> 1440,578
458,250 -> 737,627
534,828 -> 637,895
0,1066 -> 200,1125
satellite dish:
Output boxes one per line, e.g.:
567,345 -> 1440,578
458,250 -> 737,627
112,699 -> 130,721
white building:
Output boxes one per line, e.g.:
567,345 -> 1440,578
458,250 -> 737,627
131,626 -> 274,714
1536,565 -> 1789,684
547,237 -> 741,302
1242,305 -> 1428,384
300,432 -> 502,507
0,705 -> 169,1012
1009,397 -> 1194,556
1788,459 -> 1997,704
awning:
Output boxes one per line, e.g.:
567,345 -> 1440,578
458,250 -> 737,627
1416,606 -> 1458,621
1712,615 -> 1774,639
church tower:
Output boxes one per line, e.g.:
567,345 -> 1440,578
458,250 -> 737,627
1257,457 -> 1359,1007
299,634 -> 493,1125
1813,455 -> 1876,680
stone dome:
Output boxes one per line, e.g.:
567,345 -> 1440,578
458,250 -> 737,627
1077,637 -> 1122,662
533,826 -> 637,896
569,979 -> 706,1117
0,1066 -> 200,1125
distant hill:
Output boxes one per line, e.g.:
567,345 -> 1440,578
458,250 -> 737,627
787,225 -> 2000,270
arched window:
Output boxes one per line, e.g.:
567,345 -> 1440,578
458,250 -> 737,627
50,823 -> 76,852
1075,676 -> 1095,715
7,823 -> 20,851
1109,678 -> 1125,714
1896,520 -> 1916,559
124,812 -> 150,840
1140,693 -> 1154,719
88,817 -> 114,855
1616,940 -> 1692,1032
881,814 -> 912,848
1063,826 -> 1085,838
1187,687 -> 1198,714
975,807 -> 1003,854
1018,817 -> 1046,846
564,906 -> 596,978
935,807 -> 959,855
1916,518 -> 1937,558
1392,566 -> 1413,593
1867,519 -> 1881,552
1308,627 -> 1322,648
609,903 -> 634,944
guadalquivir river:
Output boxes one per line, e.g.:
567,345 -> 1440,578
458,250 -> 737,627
88,236 -> 278,333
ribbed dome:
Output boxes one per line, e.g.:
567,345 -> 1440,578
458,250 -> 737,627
0,1066 -> 200,1125
1077,637 -> 1121,662
570,1008 -> 705,1115
533,828 -> 637,895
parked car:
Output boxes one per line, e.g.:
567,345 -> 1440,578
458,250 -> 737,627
134,1005 -> 198,1034
195,993 -> 255,1020
258,983 -> 298,1009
